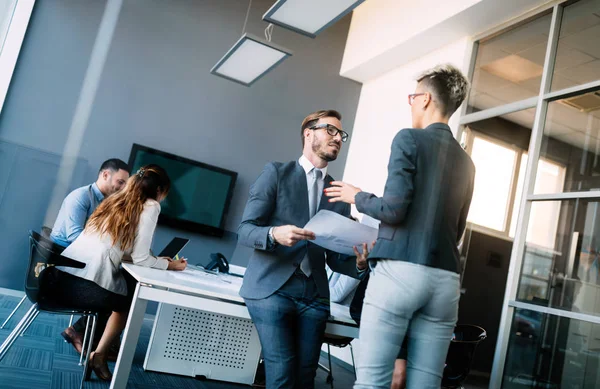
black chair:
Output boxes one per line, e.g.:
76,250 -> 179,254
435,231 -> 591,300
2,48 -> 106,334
319,334 -> 356,388
442,324 -> 487,389
0,226 -> 58,331
0,230 -> 99,389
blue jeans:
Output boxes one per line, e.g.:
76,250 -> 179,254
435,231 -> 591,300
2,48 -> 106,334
354,260 -> 460,389
245,271 -> 330,389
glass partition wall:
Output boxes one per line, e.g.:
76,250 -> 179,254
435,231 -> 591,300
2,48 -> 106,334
460,1 -> 600,387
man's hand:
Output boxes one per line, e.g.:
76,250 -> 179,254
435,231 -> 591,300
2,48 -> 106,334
354,241 -> 376,270
272,225 -> 315,247
324,181 -> 361,204
167,257 -> 187,271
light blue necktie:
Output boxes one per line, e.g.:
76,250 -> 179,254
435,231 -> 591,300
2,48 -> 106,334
300,169 -> 322,277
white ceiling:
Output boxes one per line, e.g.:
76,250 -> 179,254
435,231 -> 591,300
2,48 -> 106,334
340,0 -> 552,82
470,0 -> 600,152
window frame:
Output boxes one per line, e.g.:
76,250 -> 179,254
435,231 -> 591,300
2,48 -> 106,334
466,2 -> 600,387
0,0 -> 35,116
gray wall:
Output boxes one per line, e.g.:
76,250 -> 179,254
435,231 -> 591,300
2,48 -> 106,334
0,0 -> 361,290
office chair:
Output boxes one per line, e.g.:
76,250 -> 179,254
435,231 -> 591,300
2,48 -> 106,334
442,324 -> 487,389
318,334 -> 356,388
0,231 -> 99,389
0,226 -> 77,333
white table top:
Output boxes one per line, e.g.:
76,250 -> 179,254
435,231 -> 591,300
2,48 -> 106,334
123,263 -> 245,303
123,263 -> 358,327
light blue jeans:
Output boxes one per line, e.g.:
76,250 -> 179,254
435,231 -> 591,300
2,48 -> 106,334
354,260 -> 460,389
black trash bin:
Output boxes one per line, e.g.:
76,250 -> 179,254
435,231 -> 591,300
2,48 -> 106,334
442,324 -> 487,389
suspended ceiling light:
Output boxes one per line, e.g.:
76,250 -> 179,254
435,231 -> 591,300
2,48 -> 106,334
210,33 -> 292,86
263,0 -> 366,38
210,1 -> 292,86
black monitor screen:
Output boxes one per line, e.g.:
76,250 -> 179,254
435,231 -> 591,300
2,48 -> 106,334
128,144 -> 237,237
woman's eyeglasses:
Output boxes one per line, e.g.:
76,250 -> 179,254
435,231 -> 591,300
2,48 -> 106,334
309,124 -> 349,142
408,93 -> 427,105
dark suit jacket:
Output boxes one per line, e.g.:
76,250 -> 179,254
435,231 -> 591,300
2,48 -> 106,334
238,160 -> 362,299
356,123 -> 475,273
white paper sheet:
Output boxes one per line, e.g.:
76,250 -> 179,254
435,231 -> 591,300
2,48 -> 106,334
168,268 -> 243,291
360,213 -> 381,229
304,210 -> 378,255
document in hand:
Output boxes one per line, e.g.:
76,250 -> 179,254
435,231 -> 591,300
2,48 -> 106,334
304,210 -> 378,255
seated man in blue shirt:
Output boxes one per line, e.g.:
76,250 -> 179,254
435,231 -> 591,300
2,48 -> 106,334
50,158 -> 130,247
326,264 -> 361,306
52,158 -> 130,358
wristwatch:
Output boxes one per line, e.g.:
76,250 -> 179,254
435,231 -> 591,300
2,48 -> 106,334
268,227 -> 276,246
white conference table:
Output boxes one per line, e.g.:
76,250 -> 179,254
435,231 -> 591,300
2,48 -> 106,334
110,263 -> 359,389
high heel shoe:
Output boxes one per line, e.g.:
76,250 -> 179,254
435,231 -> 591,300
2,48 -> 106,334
85,351 -> 113,381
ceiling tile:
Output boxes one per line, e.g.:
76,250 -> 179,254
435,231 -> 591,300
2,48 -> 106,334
471,69 -> 516,94
554,44 -> 596,71
559,2 -> 600,38
503,109 -> 535,130
548,73 -> 580,91
468,92 -> 505,111
487,15 -> 551,54
544,120 -> 575,136
560,24 -> 600,58
517,42 -> 546,67
557,60 -> 600,84
476,45 -> 511,67
482,54 -> 544,83
548,101 -> 600,133
553,131 -> 599,151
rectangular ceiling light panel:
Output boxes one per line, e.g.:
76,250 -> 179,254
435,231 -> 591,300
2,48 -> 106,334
263,0 -> 366,38
211,33 -> 292,86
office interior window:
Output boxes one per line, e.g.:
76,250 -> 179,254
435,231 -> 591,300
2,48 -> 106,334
464,2 -> 600,387
509,154 -> 566,244
550,0 -> 600,91
0,1 -> 17,53
465,129 -> 566,241
467,11 -> 552,114
467,135 -> 518,232
503,308 -> 600,388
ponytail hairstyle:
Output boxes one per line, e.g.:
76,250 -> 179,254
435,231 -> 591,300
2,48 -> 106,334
86,164 -> 171,251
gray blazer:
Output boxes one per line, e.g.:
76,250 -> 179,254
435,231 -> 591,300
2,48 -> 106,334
355,123 -> 475,274
238,161 -> 362,300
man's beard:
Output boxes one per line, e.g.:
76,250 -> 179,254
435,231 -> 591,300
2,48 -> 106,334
312,138 -> 339,162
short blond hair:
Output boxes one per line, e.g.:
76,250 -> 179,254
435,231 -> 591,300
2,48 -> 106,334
416,64 -> 469,117
300,109 -> 342,147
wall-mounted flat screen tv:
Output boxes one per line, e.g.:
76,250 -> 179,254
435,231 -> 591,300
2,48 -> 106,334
128,144 -> 237,237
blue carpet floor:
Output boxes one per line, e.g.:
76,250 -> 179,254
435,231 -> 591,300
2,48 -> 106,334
0,294 -> 357,389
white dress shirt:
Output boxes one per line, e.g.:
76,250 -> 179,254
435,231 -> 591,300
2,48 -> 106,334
299,154 -> 327,204
268,155 -> 328,245
58,199 -> 169,295
326,265 -> 361,305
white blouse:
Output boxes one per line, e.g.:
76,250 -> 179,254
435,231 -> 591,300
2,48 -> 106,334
58,199 -> 169,295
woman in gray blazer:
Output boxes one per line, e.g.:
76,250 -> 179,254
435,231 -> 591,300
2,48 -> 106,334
326,64 -> 475,389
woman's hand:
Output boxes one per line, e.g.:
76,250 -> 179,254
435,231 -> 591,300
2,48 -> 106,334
167,257 -> 187,271
324,181 -> 361,204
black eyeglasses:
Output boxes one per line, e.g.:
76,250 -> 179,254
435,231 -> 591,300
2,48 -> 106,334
309,124 -> 349,142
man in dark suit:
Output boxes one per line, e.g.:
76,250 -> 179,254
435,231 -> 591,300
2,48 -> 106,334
326,64 -> 475,389
238,109 -> 368,389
